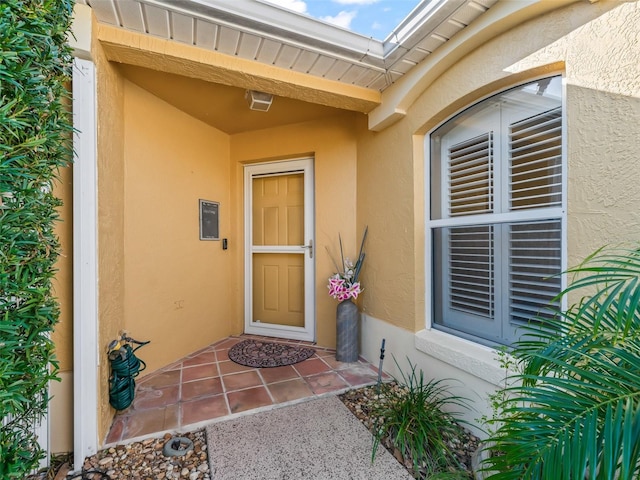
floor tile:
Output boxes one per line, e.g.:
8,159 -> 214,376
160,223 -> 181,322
304,372 -> 348,395
338,366 -> 379,387
181,377 -> 223,401
163,404 -> 179,430
110,335 -> 384,443
138,369 -> 180,389
181,395 -> 229,426
213,338 -> 241,350
132,384 -> 180,411
294,358 -> 331,376
314,349 -> 335,358
121,408 -> 169,439
105,416 -> 126,444
259,365 -> 299,384
215,349 -> 230,362
321,356 -> 352,370
218,360 -> 254,375
267,378 -> 314,403
182,363 -> 218,382
222,371 -> 262,391
183,351 -> 217,367
227,386 -> 273,414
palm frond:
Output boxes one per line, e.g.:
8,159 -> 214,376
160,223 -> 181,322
484,246 -> 640,480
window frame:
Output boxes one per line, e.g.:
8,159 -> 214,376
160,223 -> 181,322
424,76 -> 569,347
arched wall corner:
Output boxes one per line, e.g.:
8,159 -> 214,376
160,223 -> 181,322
368,0 -> 578,132
414,61 -> 565,137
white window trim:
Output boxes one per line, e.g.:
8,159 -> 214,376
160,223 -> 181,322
415,328 -> 507,386
423,76 -> 569,353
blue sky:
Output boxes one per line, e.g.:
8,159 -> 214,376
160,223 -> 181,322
263,0 -> 421,40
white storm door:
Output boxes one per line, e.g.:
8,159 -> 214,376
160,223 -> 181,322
244,158 -> 315,341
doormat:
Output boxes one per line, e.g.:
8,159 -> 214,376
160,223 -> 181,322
228,339 -> 315,368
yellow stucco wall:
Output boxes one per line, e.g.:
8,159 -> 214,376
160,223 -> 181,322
94,28 -> 127,441
230,113 -> 363,348
122,80 -> 234,373
50,163 -> 73,453
356,119 -> 419,331
357,0 -> 640,334
52,165 -> 73,371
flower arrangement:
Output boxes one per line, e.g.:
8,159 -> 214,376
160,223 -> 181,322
327,227 -> 368,301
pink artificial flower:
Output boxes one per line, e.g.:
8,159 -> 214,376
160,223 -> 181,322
347,282 -> 361,299
328,275 -> 362,300
328,276 -> 348,299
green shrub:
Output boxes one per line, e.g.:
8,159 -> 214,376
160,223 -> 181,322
372,359 -> 470,477
483,246 -> 640,480
0,0 -> 74,477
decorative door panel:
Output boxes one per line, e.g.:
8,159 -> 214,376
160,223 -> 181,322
252,253 -> 304,327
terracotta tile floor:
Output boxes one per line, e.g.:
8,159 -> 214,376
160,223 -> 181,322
105,335 -> 385,445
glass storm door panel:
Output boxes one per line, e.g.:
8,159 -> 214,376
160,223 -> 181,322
244,159 -> 315,341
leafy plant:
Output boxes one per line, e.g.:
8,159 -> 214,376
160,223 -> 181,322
476,347 -> 518,437
371,358 -> 470,477
0,0 -> 74,477
483,246 -> 640,479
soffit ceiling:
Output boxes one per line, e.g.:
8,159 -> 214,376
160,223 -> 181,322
76,0 -> 497,133
77,0 -> 497,92
118,64 -> 352,134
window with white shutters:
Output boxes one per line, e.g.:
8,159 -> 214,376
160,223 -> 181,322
429,77 -> 564,346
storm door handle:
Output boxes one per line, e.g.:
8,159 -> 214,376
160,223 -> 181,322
302,240 -> 313,259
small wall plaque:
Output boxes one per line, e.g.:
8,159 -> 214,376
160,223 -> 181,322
199,199 -> 219,241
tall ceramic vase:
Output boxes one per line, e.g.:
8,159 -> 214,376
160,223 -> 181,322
336,299 -> 359,362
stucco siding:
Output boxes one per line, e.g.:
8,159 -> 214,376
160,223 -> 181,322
94,31 -> 126,442
356,0 -> 640,434
123,80 -> 234,374
50,164 -> 73,453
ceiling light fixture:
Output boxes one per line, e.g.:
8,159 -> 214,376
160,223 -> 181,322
245,90 -> 273,112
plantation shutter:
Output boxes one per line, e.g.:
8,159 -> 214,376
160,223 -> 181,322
449,226 -> 495,318
438,129 -> 500,339
509,107 -> 562,210
448,133 -> 494,217
504,107 -> 563,340
508,221 -> 562,322
435,223 -> 501,341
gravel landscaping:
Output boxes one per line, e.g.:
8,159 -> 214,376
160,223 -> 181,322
76,431 -> 210,480
28,431 -> 209,480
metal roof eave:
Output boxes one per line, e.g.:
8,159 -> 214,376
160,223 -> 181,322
152,0 -> 387,62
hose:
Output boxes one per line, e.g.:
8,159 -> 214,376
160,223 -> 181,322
67,469 -> 110,479
108,336 -> 149,411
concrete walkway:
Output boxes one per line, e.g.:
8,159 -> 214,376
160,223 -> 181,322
206,395 -> 412,479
